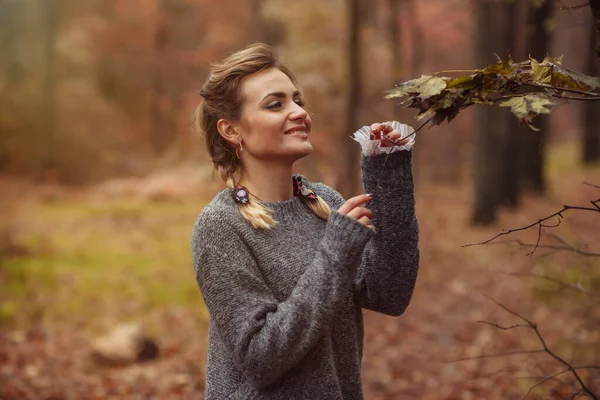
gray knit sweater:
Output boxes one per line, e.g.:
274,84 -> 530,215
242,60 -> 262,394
191,150 -> 419,399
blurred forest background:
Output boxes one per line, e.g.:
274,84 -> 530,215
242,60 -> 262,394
1,0 -> 599,399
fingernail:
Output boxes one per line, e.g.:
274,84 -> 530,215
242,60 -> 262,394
366,193 -> 373,197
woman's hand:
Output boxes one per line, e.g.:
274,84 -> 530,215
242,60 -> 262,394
370,121 -> 410,148
337,193 -> 376,232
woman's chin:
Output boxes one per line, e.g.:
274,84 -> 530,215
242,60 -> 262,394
296,142 -> 313,155
285,143 -> 313,161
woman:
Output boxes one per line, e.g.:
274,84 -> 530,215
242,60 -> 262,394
191,43 -> 419,399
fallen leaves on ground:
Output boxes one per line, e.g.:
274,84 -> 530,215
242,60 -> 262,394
1,164 -> 599,400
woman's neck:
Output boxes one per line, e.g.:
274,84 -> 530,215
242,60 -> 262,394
238,159 -> 295,202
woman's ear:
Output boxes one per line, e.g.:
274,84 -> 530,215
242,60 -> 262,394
216,119 -> 241,146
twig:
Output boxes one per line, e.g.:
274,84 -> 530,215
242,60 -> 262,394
507,272 -> 596,298
478,321 -> 530,330
522,368 -> 571,399
524,82 -> 600,98
571,389 -> 584,399
448,349 -> 547,362
433,69 -> 478,75
480,295 -> 599,400
558,2 -> 591,10
546,232 -> 600,257
583,181 -> 600,189
463,199 -> 600,255
489,238 -> 600,257
550,93 -> 600,101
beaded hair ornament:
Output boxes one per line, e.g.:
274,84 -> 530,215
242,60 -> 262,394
231,174 -> 318,204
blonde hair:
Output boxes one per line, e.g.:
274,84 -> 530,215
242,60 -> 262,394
194,43 -> 331,229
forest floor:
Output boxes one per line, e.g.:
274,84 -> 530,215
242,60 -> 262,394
1,140 -> 599,400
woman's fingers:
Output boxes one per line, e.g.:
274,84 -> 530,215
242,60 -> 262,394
337,193 -> 372,215
347,206 -> 373,221
358,216 -> 375,230
369,123 -> 382,140
381,122 -> 393,135
370,122 -> 381,133
358,216 -> 377,232
380,130 -> 410,147
337,194 -> 376,230
370,122 -> 390,138
370,123 -> 409,147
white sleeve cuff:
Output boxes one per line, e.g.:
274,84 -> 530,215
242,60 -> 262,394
351,121 -> 416,156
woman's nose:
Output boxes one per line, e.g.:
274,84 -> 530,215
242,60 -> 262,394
289,103 -> 307,120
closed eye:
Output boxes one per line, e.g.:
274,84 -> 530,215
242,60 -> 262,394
265,99 -> 306,110
266,101 -> 282,109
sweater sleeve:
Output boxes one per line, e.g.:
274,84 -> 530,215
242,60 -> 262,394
315,149 -> 420,317
357,149 -> 420,316
191,207 -> 374,388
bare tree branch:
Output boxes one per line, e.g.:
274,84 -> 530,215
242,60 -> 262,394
479,295 -> 599,399
478,321 -> 531,330
448,349 -> 548,362
558,1 -> 590,11
463,198 -> 600,255
490,238 -> 600,257
583,181 -> 600,189
507,272 -> 595,298
558,3 -> 590,11
546,231 -> 600,257
522,368 -> 571,399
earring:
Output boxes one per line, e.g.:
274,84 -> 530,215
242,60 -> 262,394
293,175 -> 317,200
235,142 -> 243,160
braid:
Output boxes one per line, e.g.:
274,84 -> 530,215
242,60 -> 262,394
217,165 -> 277,230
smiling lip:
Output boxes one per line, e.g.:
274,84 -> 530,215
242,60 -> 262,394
284,126 -> 308,135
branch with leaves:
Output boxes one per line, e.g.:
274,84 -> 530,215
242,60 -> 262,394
385,55 -> 600,131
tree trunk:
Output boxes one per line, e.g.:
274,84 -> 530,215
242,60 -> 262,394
388,0 -> 402,83
0,0 -> 23,171
498,1 -> 521,209
150,0 -> 171,154
583,16 -> 600,164
520,0 -> 554,193
341,0 -> 363,198
41,0 -> 60,180
0,0 -> 22,91
472,0 -> 517,224
249,0 -> 285,47
405,0 -> 423,78
249,0 -> 265,41
590,0 -> 600,56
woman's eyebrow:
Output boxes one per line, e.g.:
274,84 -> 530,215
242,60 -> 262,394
261,91 -> 301,102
